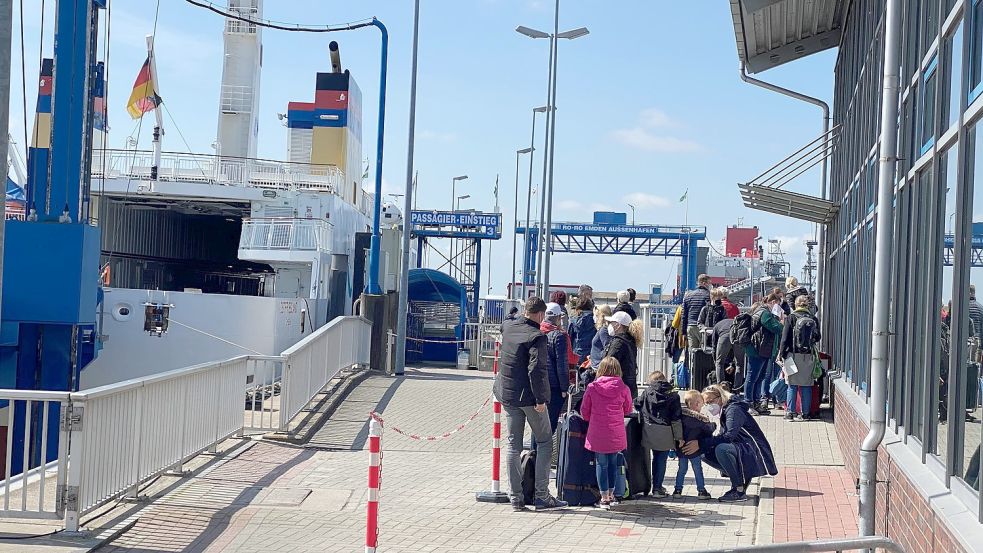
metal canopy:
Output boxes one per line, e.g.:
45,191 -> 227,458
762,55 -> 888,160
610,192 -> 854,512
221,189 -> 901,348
729,0 -> 846,73
739,183 -> 838,224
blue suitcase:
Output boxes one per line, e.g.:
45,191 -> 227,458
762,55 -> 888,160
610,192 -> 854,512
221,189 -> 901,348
555,411 -> 600,506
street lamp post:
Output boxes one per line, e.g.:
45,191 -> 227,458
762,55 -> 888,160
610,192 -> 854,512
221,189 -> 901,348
451,175 -> 469,211
455,194 -> 471,211
517,7 -> 588,297
512,147 -> 534,300
521,106 -> 549,302
627,203 -> 635,225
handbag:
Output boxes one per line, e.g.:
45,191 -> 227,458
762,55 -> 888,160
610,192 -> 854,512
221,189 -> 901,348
641,414 -> 673,450
811,350 -> 823,380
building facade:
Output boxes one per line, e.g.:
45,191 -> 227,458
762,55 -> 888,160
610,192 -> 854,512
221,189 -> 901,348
826,0 -> 983,550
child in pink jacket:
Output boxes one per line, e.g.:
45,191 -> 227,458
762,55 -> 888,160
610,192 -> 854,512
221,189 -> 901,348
581,356 -> 634,508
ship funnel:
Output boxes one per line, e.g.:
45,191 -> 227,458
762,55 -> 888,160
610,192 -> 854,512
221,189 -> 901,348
329,41 -> 342,73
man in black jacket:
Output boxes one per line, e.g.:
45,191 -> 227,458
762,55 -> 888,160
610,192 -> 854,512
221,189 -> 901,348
681,274 -> 712,350
494,297 -> 568,512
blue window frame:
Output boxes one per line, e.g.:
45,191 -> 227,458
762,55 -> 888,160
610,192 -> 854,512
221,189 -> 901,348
922,56 -> 939,156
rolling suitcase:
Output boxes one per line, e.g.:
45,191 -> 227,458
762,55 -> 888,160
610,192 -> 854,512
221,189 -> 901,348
555,410 -> 600,506
795,382 -> 822,417
691,349 -> 715,391
623,414 -> 652,497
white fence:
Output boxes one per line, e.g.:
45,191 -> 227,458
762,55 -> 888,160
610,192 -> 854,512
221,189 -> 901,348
239,218 -> 333,252
0,316 -> 371,532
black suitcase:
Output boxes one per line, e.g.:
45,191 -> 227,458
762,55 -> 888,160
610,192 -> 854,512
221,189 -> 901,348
691,348 -> 715,391
555,410 -> 600,506
520,449 -> 537,504
623,415 -> 652,497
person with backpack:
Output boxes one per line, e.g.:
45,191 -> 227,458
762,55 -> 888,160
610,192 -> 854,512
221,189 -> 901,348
494,297 -> 568,512
589,304 -> 613,370
604,311 -> 639,398
682,275 -> 713,350
713,311 -> 751,389
614,290 -> 638,320
634,371 -> 683,498
698,288 -> 728,329
746,295 -> 784,415
541,303 -> 572,433
581,356 -> 634,509
778,295 -> 821,421
568,297 -> 597,365
719,287 -> 739,319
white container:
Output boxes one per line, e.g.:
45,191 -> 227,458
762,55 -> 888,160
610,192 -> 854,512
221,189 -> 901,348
457,349 -> 470,370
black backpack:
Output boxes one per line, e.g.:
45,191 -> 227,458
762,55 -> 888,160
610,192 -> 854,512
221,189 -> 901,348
730,312 -> 754,346
749,307 -> 771,357
792,314 -> 818,353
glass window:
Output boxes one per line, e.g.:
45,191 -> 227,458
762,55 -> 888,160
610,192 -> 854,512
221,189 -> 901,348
936,146 -> 958,462
946,24 -> 964,131
921,0 -> 939,58
923,58 -> 939,155
971,0 -> 983,100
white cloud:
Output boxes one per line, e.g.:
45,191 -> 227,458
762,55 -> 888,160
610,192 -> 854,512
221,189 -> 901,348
609,128 -> 702,153
623,192 -> 670,209
639,108 -> 674,128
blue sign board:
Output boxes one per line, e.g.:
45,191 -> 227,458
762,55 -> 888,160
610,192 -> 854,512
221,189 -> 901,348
545,222 -> 704,239
410,210 -> 502,239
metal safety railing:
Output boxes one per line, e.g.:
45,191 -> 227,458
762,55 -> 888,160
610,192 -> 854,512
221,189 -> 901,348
638,303 -> 677,386
279,316 -> 371,429
0,315 -> 371,532
90,149 -> 343,192
239,217 -> 334,253
681,535 -> 904,553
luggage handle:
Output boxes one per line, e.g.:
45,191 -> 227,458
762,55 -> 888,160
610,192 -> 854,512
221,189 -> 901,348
567,368 -> 579,413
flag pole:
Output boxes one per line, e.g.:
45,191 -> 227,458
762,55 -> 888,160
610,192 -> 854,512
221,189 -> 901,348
146,34 -> 164,186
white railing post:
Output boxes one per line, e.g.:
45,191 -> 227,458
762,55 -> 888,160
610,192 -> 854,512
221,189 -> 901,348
127,386 -> 146,499
173,375 -> 190,470
62,399 -> 85,533
279,360 -> 291,432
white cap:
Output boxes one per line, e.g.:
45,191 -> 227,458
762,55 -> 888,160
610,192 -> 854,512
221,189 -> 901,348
605,311 -> 632,327
545,302 -> 563,317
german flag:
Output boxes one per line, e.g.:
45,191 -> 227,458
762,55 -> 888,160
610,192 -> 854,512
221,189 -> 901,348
126,57 -> 161,119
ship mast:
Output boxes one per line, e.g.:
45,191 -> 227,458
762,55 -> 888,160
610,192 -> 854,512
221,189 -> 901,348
216,0 -> 263,165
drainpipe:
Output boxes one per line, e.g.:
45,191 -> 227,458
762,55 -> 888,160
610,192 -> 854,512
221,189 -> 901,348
739,64 -> 830,310
859,0 -> 901,538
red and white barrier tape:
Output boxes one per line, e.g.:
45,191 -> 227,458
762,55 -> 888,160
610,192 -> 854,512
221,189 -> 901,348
368,394 -> 492,441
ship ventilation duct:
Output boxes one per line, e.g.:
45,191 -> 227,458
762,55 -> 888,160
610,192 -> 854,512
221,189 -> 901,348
329,41 -> 342,73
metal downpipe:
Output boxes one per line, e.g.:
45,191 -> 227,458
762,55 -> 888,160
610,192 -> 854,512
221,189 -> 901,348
738,64 -> 830,308
860,0 -> 902,537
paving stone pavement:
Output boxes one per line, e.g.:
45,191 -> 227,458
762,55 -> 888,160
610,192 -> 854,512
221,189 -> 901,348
92,367 -> 854,552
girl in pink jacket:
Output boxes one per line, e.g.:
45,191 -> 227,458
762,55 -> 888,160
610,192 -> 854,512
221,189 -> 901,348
581,356 -> 634,507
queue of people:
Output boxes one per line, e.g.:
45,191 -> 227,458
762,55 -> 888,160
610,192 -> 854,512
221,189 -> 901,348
494,279 -> 810,511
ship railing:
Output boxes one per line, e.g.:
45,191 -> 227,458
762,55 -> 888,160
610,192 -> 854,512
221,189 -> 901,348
0,316 -> 370,532
239,217 -> 334,252
90,149 -> 343,192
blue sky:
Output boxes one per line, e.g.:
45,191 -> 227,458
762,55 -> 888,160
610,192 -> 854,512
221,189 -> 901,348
8,0 -> 837,294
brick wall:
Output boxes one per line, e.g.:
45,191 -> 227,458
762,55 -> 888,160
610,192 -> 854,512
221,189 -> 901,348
833,385 -> 966,553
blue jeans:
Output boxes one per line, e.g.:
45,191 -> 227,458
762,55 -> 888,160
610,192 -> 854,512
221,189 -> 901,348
651,450 -> 670,490
712,442 -> 744,490
546,387 -> 565,434
745,354 -> 768,404
760,360 -> 780,402
595,452 -> 619,493
675,455 -> 706,491
788,384 -> 813,415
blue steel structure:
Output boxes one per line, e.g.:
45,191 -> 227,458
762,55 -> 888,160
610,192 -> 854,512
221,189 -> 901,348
0,0 -> 105,474
515,212 -> 707,299
409,210 -> 502,318
944,231 -> 983,267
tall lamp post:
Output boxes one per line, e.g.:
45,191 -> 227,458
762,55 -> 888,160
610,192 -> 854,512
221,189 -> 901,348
455,194 -> 471,211
517,9 -> 588,297
512,147 -> 534,300
627,203 -> 636,225
451,175 -> 469,211
521,106 -> 549,301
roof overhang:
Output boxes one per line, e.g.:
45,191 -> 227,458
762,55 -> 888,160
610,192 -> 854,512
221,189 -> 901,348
730,0 -> 846,73
739,183 -> 838,224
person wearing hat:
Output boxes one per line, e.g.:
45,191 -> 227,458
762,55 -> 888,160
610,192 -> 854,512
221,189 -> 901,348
541,302 -> 571,432
604,311 -> 639,398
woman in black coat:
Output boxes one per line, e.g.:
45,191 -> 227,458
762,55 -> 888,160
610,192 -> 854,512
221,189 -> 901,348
603,311 -> 639,398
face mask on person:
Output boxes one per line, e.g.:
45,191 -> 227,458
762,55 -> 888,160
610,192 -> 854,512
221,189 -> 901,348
706,403 -> 722,417
607,323 -> 618,335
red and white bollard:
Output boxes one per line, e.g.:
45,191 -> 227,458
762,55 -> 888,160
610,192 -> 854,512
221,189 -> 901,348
366,418 -> 383,552
476,341 -> 509,503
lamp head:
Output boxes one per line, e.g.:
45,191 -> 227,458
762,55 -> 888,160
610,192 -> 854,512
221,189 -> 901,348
516,25 -> 550,39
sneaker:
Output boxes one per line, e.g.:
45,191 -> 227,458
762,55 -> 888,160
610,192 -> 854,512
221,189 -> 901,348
610,497 -> 620,506
510,498 -> 525,512
533,495 -> 568,511
652,487 -> 669,498
598,498 -> 611,509
756,406 -> 772,415
784,412 -> 796,421
672,488 -> 683,497
794,414 -> 805,422
698,489 -> 712,500
718,489 -> 748,503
